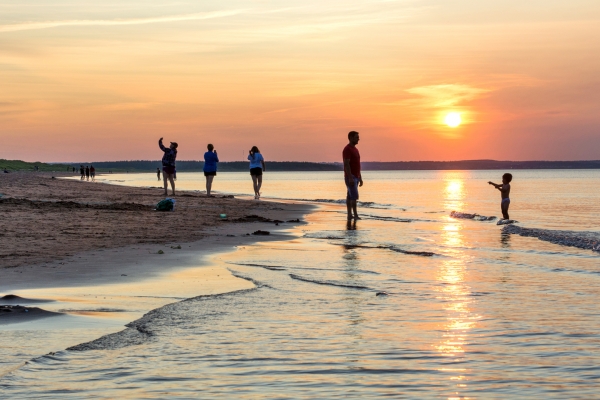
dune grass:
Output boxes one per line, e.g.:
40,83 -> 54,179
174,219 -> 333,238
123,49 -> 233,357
0,159 -> 72,172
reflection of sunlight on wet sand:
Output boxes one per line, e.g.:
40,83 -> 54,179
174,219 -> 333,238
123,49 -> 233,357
436,182 -> 481,396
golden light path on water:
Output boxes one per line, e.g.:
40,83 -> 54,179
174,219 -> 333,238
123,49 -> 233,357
437,176 -> 481,398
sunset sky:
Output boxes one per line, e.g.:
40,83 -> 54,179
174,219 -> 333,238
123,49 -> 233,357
1,0 -> 600,162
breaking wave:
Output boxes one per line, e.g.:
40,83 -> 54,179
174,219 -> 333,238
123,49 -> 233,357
502,225 -> 600,252
288,274 -> 372,290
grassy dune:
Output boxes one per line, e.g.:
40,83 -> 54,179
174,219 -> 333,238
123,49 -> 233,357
0,159 -> 72,172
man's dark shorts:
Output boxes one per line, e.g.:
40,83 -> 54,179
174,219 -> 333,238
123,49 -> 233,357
346,176 -> 359,201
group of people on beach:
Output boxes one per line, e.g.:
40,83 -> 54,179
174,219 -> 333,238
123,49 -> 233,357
158,132 -> 513,222
79,165 -> 95,182
158,138 -> 265,199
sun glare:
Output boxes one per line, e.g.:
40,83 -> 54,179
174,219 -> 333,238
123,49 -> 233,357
444,112 -> 462,128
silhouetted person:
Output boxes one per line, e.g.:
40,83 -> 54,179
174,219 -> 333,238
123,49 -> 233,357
157,168 -> 161,181
80,165 -> 85,180
90,165 -> 96,181
248,146 -> 265,199
159,137 -> 178,196
85,166 -> 90,181
204,144 -> 219,197
343,131 -> 363,221
489,173 -> 512,220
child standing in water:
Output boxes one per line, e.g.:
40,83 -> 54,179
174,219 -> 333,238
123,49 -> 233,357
488,173 -> 512,220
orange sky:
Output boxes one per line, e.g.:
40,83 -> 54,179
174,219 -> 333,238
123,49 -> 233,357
2,1 -> 600,162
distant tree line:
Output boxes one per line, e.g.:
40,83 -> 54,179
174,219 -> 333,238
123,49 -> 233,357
70,161 -> 343,172
361,160 -> 600,170
68,159 -> 600,172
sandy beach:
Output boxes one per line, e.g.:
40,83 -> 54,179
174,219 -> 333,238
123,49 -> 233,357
0,171 -> 315,378
0,172 -> 311,326
0,172 -> 311,269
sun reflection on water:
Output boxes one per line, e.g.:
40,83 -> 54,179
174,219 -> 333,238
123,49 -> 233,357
442,172 -> 468,212
437,174 -> 480,396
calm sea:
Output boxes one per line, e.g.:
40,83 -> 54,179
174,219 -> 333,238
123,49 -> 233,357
2,170 -> 600,398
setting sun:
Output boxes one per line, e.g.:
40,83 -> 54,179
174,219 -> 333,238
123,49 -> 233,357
444,112 -> 462,128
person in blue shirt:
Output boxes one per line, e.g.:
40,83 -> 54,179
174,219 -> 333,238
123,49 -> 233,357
203,144 -> 219,197
247,146 -> 266,199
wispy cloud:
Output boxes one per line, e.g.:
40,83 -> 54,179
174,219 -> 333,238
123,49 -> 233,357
0,9 -> 246,33
405,84 -> 489,108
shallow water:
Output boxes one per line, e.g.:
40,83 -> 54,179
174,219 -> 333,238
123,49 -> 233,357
3,170 -> 600,398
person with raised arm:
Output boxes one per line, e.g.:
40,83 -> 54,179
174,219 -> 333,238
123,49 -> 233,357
159,137 -> 178,196
488,173 -> 512,220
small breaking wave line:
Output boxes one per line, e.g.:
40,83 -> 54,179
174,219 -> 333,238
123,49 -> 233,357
289,274 -> 372,290
334,243 -> 437,257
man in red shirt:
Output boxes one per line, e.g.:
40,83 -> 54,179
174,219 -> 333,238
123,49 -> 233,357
343,131 -> 363,220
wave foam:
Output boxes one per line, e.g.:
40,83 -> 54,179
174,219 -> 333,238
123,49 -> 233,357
335,243 -> 437,257
289,274 -> 371,290
451,211 -> 496,221
502,225 -> 600,252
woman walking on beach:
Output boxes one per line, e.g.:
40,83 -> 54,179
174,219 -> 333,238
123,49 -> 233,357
203,144 -> 219,197
159,137 -> 178,196
248,146 -> 266,199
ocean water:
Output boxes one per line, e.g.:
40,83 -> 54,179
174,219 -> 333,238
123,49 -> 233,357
2,170 -> 600,398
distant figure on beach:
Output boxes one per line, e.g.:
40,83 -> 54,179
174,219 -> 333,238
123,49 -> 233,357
80,165 -> 85,180
159,137 -> 178,196
248,146 -> 266,199
156,168 -> 161,181
72,167 -> 75,173
489,173 -> 512,220
90,165 -> 96,181
3,168 -> 9,173
203,144 -> 219,197
85,166 -> 90,181
343,131 -> 363,221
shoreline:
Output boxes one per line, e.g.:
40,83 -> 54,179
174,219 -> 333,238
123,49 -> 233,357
0,171 -> 314,362
0,170 -> 316,378
0,171 -> 313,269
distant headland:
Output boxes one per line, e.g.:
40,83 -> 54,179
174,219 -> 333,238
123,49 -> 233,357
2,159 -> 600,173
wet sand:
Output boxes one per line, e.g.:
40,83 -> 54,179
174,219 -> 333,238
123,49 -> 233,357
0,171 -> 313,326
0,171 -> 311,269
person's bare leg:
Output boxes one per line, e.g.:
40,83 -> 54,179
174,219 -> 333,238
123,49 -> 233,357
252,175 -> 259,197
206,175 -> 214,196
501,202 -> 509,220
163,172 -> 168,196
346,198 -> 353,220
257,176 -> 263,197
352,200 -> 359,219
168,175 -> 176,195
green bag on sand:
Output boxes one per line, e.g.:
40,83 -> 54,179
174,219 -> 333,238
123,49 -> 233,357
155,198 -> 175,211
